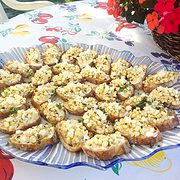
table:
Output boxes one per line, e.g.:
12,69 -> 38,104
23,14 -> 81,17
0,1 -> 180,180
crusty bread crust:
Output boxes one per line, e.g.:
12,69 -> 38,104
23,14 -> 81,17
56,123 -> 82,152
64,103 -> 84,116
82,138 -> 130,160
84,76 -> 111,85
9,130 -> 57,151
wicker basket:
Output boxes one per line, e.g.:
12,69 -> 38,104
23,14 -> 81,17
152,31 -> 180,61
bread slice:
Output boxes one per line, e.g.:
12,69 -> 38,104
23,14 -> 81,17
64,96 -> 97,115
98,102 -> 126,121
56,82 -> 92,101
82,132 -> 131,160
25,47 -> 43,70
0,108 -> 40,134
4,60 -> 34,78
143,70 -> 179,93
32,83 -> 56,108
149,86 -> 180,109
81,66 -> 110,84
31,65 -> 52,86
1,83 -> 34,98
56,120 -> 89,152
43,43 -> 62,66
61,46 -> 83,64
110,77 -> 134,101
126,64 -> 147,89
94,83 -> 117,102
115,117 -> 162,145
39,100 -> 65,125
83,109 -> 114,135
77,49 -> 97,69
52,63 -> 80,75
0,95 -> 26,119
0,69 -> 22,89
9,123 -> 57,151
93,54 -> 111,74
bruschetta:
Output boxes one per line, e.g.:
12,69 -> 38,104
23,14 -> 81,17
94,83 -> 117,102
82,132 -> 131,160
56,119 -> 89,152
52,71 -> 83,86
52,62 -> 80,75
61,46 -> 83,64
115,116 -> 162,145
1,83 -> 34,98
81,66 -> 110,84
64,96 -> 98,115
126,64 -> 147,89
32,83 -> 57,108
93,54 -> 111,74
110,58 -> 131,79
0,95 -> 26,118
56,82 -> 92,101
39,100 -> 65,125
98,102 -> 126,121
143,70 -> 179,93
83,109 -> 114,135
110,76 -> 134,101
9,123 -> 57,151
0,108 -> 40,134
31,65 -> 52,86
77,49 -> 97,69
4,60 -> 34,78
43,43 -> 62,66
25,47 -> 43,70
149,86 -> 180,109
0,69 -> 22,89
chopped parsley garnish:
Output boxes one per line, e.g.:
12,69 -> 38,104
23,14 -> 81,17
56,103 -> 62,109
9,107 -> 18,115
118,83 -> 129,92
77,119 -> 83,123
99,108 -> 106,114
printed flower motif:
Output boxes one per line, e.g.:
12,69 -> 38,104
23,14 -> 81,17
154,0 -> 176,15
139,0 -> 146,4
146,11 -> 159,31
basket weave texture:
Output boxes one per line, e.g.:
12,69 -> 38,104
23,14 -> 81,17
152,31 -> 180,61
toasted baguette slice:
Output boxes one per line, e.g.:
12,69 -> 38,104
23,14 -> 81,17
64,96 -> 97,115
56,82 -> 92,101
149,86 -> 180,109
93,54 -> 111,74
130,106 -> 179,132
52,71 -> 83,86
0,108 -> 40,134
56,120 -> 89,152
32,83 -> 56,108
0,95 -> 26,119
4,60 -> 34,78
115,117 -> 162,145
143,70 -> 179,93
43,43 -> 62,66
81,66 -> 110,84
126,64 -> 147,89
110,77 -> 134,101
0,69 -> 22,89
61,46 -> 83,64
1,83 -> 34,98
31,65 -> 52,86
25,47 -> 43,70
83,109 -> 114,134
110,58 -> 131,79
52,62 -> 80,75
9,123 -> 57,151
98,102 -> 126,121
77,49 -> 97,69
95,83 -> 117,102
82,132 -> 131,160
39,100 -> 65,125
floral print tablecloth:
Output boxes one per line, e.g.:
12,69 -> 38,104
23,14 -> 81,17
0,1 -> 179,179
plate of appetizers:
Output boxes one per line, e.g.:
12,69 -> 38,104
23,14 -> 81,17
0,42 -> 179,170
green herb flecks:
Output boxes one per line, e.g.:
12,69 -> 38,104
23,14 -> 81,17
118,83 -> 129,92
56,103 -> 62,110
9,107 -> 18,115
99,108 -> 106,114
